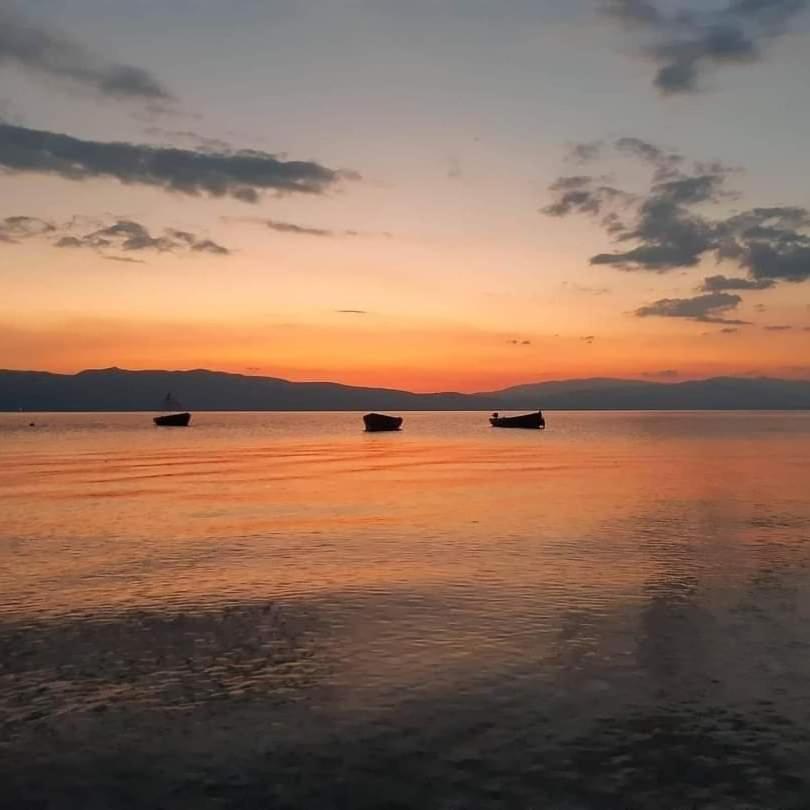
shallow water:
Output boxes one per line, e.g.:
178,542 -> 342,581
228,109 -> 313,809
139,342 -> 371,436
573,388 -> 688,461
2,411 -> 810,808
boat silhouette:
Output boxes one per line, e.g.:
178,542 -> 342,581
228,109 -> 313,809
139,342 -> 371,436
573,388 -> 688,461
154,393 -> 191,427
363,413 -> 403,432
489,410 -> 545,430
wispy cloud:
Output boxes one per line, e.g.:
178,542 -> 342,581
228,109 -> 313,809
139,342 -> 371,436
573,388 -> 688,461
336,309 -> 368,315
224,216 -> 388,239
0,215 -> 54,242
635,292 -> 749,324
601,0 -> 809,95
0,123 -> 357,203
642,369 -> 680,378
104,255 -> 146,265
55,219 -> 230,256
764,324 -> 793,331
265,220 -> 335,237
0,7 -> 172,102
1,214 -> 230,258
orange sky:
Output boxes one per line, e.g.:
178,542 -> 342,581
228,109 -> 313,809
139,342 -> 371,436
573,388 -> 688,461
2,3 -> 810,390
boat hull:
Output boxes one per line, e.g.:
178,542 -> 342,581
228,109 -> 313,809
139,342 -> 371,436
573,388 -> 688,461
154,412 -> 191,427
363,413 -> 403,432
490,413 -> 545,430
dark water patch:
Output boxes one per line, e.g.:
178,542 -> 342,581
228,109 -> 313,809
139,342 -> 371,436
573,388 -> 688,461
4,687 -> 810,809
0,601 -> 324,733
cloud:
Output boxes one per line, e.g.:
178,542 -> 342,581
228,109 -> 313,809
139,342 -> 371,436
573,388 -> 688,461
642,369 -> 680,378
544,139 -> 810,284
142,127 -> 232,152
615,136 -> 684,180
265,220 -> 334,237
720,327 -> 740,333
58,219 -> 231,256
580,335 -> 596,343
104,256 -> 146,265
635,292 -> 749,323
565,282 -> 611,295
336,309 -> 368,315
565,141 -> 604,163
507,339 -> 532,345
224,216 -> 384,238
191,239 -> 230,255
0,215 -> 54,242
1,213 -> 229,257
542,175 -> 635,218
700,274 -> 775,291
601,0 -> 810,95
764,324 -> 793,330
0,123 -> 355,202
0,7 -> 171,102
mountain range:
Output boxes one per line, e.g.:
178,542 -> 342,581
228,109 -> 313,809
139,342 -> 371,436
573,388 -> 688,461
2,368 -> 810,411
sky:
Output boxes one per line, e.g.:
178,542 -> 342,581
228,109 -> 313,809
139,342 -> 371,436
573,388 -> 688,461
1,0 -> 810,391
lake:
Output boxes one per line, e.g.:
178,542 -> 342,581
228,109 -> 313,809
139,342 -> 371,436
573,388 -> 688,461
2,411 -> 810,808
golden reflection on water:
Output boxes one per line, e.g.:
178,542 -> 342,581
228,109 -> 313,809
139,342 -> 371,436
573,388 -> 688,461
2,411 -> 810,622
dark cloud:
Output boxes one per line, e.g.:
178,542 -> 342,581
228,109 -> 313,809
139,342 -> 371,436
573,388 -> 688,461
580,335 -> 596,343
545,139 -> 810,284
764,324 -> 793,330
701,274 -> 775,291
0,7 -> 171,101
720,327 -> 740,333
0,123 -> 355,202
507,339 -> 532,346
601,0 -> 809,94
336,310 -> 368,315
635,292 -> 749,323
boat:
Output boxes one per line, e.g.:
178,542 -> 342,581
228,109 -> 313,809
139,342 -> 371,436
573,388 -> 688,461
154,393 -> 191,427
363,413 -> 403,432
154,412 -> 191,427
489,410 -> 545,430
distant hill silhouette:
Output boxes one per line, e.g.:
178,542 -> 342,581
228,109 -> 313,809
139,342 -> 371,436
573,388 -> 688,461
2,368 -> 810,411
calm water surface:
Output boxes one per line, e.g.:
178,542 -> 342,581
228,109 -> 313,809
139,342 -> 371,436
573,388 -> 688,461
2,411 -> 810,808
